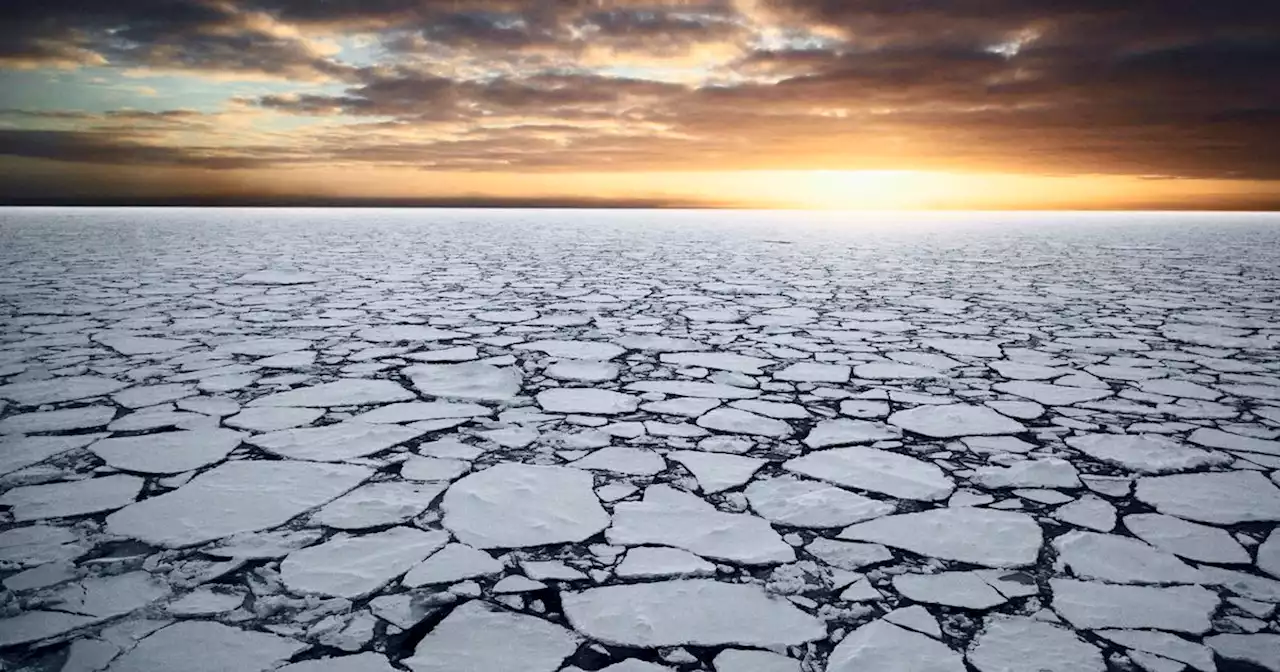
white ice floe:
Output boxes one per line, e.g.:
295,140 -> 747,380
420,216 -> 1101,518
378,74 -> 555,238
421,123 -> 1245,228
668,451 -> 766,494
1135,470 -> 1280,524
712,650 -> 799,672
747,476 -> 896,527
772,362 -> 850,383
538,388 -> 640,415
893,572 -> 1008,609
0,611 -> 98,647
107,460 -> 370,547
516,339 -> 626,359
234,269 -> 320,285
784,446 -> 954,501
615,546 -> 716,579
0,524 -> 84,567
0,474 -> 143,521
562,580 -> 824,647
400,456 -> 470,481
247,421 -> 425,461
112,383 -> 195,408
1205,634 -> 1280,672
1187,427 -> 1280,456
1053,531 -> 1204,584
1064,433 -> 1229,474
225,406 -> 323,432
0,433 -> 106,475
281,527 -> 448,598
1259,530 -> 1280,579
405,363 -> 523,401
806,538 -> 893,569
0,375 -> 129,406
255,350 -> 316,369
104,621 -> 306,672
838,507 -> 1042,567
888,405 -> 1026,438
662,352 -> 773,374
574,446 -> 667,475
1052,496 -> 1116,532
854,362 -> 942,380
89,428 -> 243,474
402,543 -> 502,586
1049,579 -> 1218,633
546,360 -> 620,382
312,482 -> 445,529
803,419 -> 901,447
167,588 -> 245,616
730,399 -> 808,419
696,408 -> 791,437
971,458 -> 1080,489
0,405 -> 115,434
249,379 -> 415,407
968,616 -> 1104,672
357,325 -> 466,342
826,619 -> 964,672
215,337 -> 312,356
442,463 -> 609,548
924,338 -> 1003,358
403,600 -> 579,672
1123,513 -> 1252,564
1097,630 -> 1215,672
607,486 -> 794,564
992,382 -> 1113,406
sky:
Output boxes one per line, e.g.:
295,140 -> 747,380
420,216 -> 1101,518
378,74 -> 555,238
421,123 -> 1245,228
0,0 -> 1277,209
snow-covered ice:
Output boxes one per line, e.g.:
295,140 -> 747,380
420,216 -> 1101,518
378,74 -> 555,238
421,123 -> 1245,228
442,463 -> 609,548
4,209 -> 1280,671
562,580 -> 825,647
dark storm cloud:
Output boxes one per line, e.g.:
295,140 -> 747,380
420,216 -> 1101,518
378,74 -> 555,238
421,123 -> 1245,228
1,0 -> 1277,183
0,129 -> 266,169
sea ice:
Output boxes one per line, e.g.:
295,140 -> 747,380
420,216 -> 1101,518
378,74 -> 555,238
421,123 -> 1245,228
888,405 -> 1026,438
442,463 -> 609,548
89,428 -> 243,474
838,507 -> 1042,567
562,580 -> 825,647
281,527 -> 448,598
784,446 -> 954,501
106,460 -> 370,547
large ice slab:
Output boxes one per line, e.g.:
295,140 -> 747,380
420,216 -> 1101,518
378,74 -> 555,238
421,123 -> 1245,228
888,405 -> 1025,437
405,363 -> 522,401
1064,433 -> 1229,474
89,428 -> 243,474
839,507 -> 1042,567
0,433 -> 106,475
562,580 -> 825,647
0,375 -> 129,406
968,616 -> 1104,672
1053,531 -> 1204,584
105,621 -> 307,672
747,476 -> 895,527
827,619 -> 964,672
442,463 -> 608,548
1,474 -> 143,521
1134,470 -> 1280,524
608,486 -> 794,564
1050,579 -> 1218,633
107,460 -> 371,547
247,421 -> 425,461
249,379 -> 415,407
404,601 -> 578,672
281,527 -> 448,598
537,388 -> 639,415
785,446 -> 954,501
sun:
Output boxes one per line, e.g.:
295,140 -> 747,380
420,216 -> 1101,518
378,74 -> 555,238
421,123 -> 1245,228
731,170 -> 942,210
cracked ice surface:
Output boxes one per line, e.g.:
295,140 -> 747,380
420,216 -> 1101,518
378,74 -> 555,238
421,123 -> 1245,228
2,209 -> 1280,671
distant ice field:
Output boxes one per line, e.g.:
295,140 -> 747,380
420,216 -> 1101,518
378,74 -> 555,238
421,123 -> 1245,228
1,207 -> 1279,671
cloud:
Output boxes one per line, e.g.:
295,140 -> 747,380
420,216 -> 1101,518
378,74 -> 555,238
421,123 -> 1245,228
0,0 -> 1277,184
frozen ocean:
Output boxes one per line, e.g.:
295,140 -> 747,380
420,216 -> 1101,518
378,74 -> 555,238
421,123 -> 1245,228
1,207 -> 1280,671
